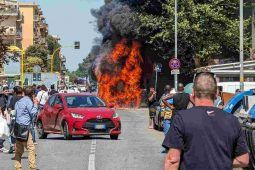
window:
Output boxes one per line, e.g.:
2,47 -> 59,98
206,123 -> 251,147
53,95 -> 63,105
65,96 -> 105,108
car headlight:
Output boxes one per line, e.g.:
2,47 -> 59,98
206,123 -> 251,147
112,112 -> 119,118
71,113 -> 85,119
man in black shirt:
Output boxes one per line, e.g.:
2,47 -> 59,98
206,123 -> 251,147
163,72 -> 249,170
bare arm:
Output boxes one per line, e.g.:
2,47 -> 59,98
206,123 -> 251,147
148,92 -> 156,102
164,148 -> 181,170
233,153 -> 249,168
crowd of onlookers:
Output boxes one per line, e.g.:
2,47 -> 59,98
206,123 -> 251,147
147,72 -> 250,169
0,84 -> 57,170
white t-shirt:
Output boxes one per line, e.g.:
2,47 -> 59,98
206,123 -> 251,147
36,90 -> 49,105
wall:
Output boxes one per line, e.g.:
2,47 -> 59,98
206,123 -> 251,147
19,4 -> 34,50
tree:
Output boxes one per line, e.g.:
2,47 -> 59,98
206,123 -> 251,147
25,57 -> 44,72
136,0 -> 251,70
46,35 -> 61,71
67,71 -> 78,83
25,44 -> 49,71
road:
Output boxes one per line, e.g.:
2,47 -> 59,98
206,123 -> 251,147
0,109 -> 165,170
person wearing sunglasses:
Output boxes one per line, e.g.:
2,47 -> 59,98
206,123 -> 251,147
163,72 -> 249,170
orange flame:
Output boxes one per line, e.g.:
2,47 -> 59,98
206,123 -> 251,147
95,39 -> 143,108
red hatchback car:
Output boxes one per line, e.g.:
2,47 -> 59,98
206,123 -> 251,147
36,93 -> 121,140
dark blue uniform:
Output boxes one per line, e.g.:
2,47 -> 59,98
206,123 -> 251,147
162,106 -> 248,170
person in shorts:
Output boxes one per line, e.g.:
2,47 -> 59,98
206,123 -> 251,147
147,86 -> 156,129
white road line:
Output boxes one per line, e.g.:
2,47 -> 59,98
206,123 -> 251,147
88,139 -> 97,170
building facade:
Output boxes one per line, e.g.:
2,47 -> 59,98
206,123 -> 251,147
19,1 -> 48,50
0,0 -> 23,76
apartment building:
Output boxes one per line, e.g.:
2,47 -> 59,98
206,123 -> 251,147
0,0 -> 22,76
19,1 -> 48,50
0,0 -> 23,47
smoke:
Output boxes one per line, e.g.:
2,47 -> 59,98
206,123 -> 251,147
89,0 -> 141,79
91,1 -> 139,41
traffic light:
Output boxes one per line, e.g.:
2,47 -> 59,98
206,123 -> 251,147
74,41 -> 80,49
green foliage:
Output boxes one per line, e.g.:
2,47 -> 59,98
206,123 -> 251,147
67,71 -> 78,83
25,57 -> 44,72
136,0 -> 252,69
46,35 -> 61,71
25,44 -> 49,70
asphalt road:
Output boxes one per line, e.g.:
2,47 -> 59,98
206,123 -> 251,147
0,109 -> 165,170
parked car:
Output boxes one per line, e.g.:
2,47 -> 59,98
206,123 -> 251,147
36,93 -> 121,140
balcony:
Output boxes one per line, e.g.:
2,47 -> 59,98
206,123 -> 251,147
17,13 -> 23,22
0,7 -> 18,16
34,15 -> 39,22
16,30 -> 22,40
5,26 -> 16,36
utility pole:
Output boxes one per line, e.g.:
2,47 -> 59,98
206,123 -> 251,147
240,0 -> 244,91
252,3 -> 255,50
174,0 -> 178,90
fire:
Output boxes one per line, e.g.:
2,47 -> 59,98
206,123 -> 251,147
95,39 -> 143,108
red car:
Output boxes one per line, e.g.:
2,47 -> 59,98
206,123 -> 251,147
36,93 -> 121,140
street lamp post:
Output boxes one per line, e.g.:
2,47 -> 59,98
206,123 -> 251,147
240,0 -> 244,91
7,46 -> 25,87
174,0 -> 178,90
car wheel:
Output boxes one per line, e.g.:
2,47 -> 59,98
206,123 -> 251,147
63,121 -> 72,140
110,135 -> 118,140
37,121 -> 48,139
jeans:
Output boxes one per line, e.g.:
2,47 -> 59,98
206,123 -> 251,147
163,119 -> 171,136
0,138 -> 4,148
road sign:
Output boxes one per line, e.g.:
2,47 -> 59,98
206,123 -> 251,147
155,63 -> 162,73
169,58 -> 181,70
171,69 -> 180,75
33,65 -> 41,73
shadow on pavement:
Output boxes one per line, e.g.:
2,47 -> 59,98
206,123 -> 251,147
43,135 -> 121,141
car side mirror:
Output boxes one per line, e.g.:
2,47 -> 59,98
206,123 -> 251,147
54,103 -> 63,110
107,103 -> 114,108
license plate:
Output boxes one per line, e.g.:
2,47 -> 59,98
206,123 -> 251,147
94,124 -> 106,129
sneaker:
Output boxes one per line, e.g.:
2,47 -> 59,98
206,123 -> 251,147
1,147 -> 9,153
33,142 -> 37,145
8,146 -> 14,154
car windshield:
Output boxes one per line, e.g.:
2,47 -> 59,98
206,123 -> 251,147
65,96 -> 106,108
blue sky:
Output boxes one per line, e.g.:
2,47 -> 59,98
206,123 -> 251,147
6,0 -> 104,73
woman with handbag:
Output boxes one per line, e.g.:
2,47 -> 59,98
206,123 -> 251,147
14,86 -> 39,170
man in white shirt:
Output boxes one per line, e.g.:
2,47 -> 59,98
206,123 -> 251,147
36,85 -> 49,108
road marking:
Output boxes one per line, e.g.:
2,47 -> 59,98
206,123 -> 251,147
88,139 -> 96,170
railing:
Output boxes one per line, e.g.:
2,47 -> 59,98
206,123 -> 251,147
0,7 -> 18,16
34,15 -> 39,21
